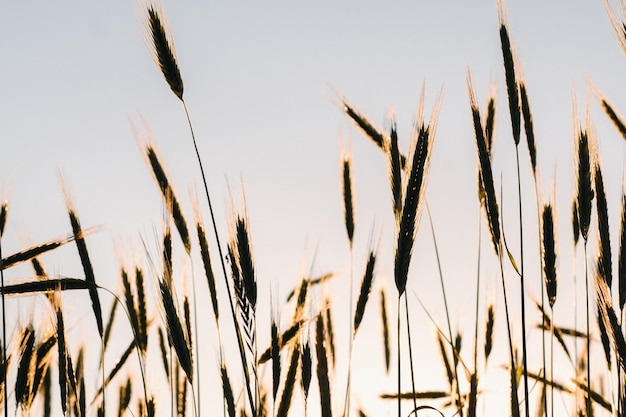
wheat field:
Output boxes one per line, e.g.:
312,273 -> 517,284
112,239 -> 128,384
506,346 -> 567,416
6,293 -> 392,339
3,1 -> 626,416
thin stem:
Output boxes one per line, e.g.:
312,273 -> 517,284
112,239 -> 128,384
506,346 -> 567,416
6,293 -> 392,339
397,295 -> 401,417
189,260 -> 201,417
474,210 -> 482,416
580,260 -> 592,407
404,294 -> 418,414
181,100 -> 256,416
515,148 -> 530,417
343,246 -> 354,417
498,247 -> 519,417
426,203 -> 463,416
0,236 -> 6,417
549,307 -> 554,417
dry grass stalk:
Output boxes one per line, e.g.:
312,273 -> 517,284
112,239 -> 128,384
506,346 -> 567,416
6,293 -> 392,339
145,2 -> 184,100
394,91 -> 441,295
0,201 -> 7,237
380,288 -> 391,373
353,250 -> 376,335
316,312 -> 332,417
158,277 -> 193,383
468,71 -> 501,256
542,204 -> 557,308
498,5 -> 521,145
595,163 -> 613,288
617,194 -> 626,311
342,153 -> 355,245
276,341 -> 301,417
519,82 -> 536,175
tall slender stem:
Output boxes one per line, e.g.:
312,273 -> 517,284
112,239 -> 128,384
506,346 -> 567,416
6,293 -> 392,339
397,295 -> 401,417
584,241 -> 591,416
427,203 -> 463,416
343,246 -> 354,417
182,100 -> 256,416
404,295 -> 418,415
0,236 -> 6,417
515,148 -> 530,417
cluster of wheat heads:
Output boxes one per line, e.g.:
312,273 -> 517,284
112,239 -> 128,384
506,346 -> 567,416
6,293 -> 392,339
5,1 -> 626,416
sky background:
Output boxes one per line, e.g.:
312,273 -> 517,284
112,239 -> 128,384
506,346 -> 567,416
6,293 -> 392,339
2,1 -> 626,416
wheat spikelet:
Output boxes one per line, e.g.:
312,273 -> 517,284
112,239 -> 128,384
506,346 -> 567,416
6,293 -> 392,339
619,194 -> 626,310
135,268 -> 148,355
158,277 -> 193,382
122,268 -> 140,348
0,201 -> 7,237
542,204 -> 557,308
221,365 -> 236,417
316,312 -> 332,417
575,127 -> 593,242
484,303 -> 495,362
394,90 -> 442,295
388,117 -> 403,219
194,208 -> 219,320
596,266 -> 626,372
301,341 -> 312,401
519,82 -> 536,175
598,302 -> 612,368
56,302 -> 69,414
380,288 -> 390,373
118,377 -> 132,415
15,324 -> 35,412
353,250 -> 376,334
2,232 -> 80,271
234,214 -> 257,308
157,326 -> 169,379
498,4 -> 521,145
162,221 -> 173,284
604,0 -> 626,54
342,153 -> 355,245
324,299 -> 336,368
484,87 -> 497,152
61,186 -> 104,338
271,315 -> 281,402
468,70 -> 501,255
144,2 -> 184,100
572,199 -> 580,246
342,99 -> 386,150
437,332 -> 454,391
259,319 -> 304,364
32,332 -> 56,400
595,163 -> 613,288
0,278 -> 94,295
103,298 -> 118,351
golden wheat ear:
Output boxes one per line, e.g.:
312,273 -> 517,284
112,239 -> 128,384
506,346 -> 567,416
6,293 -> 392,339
144,1 -> 184,100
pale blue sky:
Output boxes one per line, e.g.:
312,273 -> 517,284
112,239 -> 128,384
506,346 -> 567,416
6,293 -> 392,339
2,1 -> 626,416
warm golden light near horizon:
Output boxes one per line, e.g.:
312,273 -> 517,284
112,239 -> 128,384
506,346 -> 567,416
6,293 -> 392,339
3,1 -> 626,416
